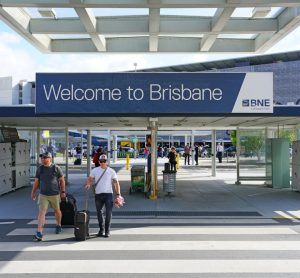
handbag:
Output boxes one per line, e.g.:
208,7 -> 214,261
92,168 -> 107,194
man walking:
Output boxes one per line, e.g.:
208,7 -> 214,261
194,143 -> 199,165
184,143 -> 191,165
31,152 -> 65,241
85,154 -> 121,238
216,143 -> 224,163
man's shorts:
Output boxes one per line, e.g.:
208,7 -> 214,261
38,194 -> 60,210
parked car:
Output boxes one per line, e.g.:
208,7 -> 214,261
223,146 -> 236,157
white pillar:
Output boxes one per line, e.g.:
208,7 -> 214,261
212,130 -> 216,177
36,128 -> 40,167
80,130 -> 84,158
235,127 -> 241,185
65,127 -> 69,184
107,129 -> 111,164
134,136 -> 137,159
149,118 -> 158,199
87,129 -> 91,177
113,135 -> 118,163
191,131 -> 195,166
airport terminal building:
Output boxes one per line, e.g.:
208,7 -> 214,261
0,50 -> 300,197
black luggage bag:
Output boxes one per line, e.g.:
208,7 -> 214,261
74,158 -> 82,165
74,191 -> 90,241
60,193 -> 77,226
74,210 -> 89,241
164,163 -> 171,172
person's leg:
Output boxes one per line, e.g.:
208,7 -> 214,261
36,195 -> 49,236
48,194 -> 62,233
54,209 -> 62,226
37,209 -> 47,234
95,194 -> 105,233
104,193 -> 113,236
188,154 -> 190,165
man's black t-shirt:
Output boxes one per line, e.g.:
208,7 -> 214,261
35,164 -> 63,196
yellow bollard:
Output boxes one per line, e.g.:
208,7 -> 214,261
126,153 -> 130,170
176,153 -> 180,170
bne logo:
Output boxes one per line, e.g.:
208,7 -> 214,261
242,99 -> 271,107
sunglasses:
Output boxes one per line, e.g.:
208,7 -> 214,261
99,160 -> 107,163
42,156 -> 50,159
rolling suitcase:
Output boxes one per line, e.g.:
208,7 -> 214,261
74,158 -> 82,165
74,191 -> 89,241
60,193 -> 77,226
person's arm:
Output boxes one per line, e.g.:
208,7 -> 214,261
31,178 -> 39,201
112,178 -> 121,196
85,176 -> 94,190
58,176 -> 66,198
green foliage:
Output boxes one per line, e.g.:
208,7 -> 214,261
230,131 -> 236,146
279,129 -> 296,144
241,136 -> 264,160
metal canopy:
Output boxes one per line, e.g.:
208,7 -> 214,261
1,1 -> 300,53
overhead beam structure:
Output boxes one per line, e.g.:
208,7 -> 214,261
1,0 -> 300,53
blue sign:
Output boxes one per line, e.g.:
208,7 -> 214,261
35,72 -> 273,114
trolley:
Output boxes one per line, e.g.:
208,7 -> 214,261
130,165 -> 146,195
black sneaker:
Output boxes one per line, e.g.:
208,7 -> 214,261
97,230 -> 104,237
104,232 -> 110,238
33,231 -> 43,241
55,225 -> 62,234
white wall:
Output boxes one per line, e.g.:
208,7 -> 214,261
22,82 -> 33,104
12,84 -> 19,105
0,76 -> 12,105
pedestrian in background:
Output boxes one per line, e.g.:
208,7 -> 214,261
194,143 -> 199,165
93,147 -> 104,167
167,146 -> 177,171
184,143 -> 191,165
31,152 -> 65,241
216,143 -> 224,163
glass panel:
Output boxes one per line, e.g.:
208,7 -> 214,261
40,129 -> 67,168
25,8 -> 78,18
267,7 -> 284,18
239,129 -> 266,178
231,8 -> 253,18
93,8 -> 148,16
218,34 -> 256,39
49,34 -> 91,39
161,8 -> 217,17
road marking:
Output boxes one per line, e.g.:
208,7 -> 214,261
2,240 -> 300,251
273,211 -> 300,223
7,227 -> 296,236
28,218 -> 278,225
1,260 -> 300,273
0,221 -> 14,225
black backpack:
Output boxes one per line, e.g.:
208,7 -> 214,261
60,193 -> 77,226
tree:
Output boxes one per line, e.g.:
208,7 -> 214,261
242,136 -> 264,161
279,129 -> 296,144
230,131 -> 236,146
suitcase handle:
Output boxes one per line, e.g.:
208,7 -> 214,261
85,189 -> 89,211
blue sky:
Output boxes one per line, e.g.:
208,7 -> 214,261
1,8 -> 300,84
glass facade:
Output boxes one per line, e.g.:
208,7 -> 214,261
216,60 -> 300,105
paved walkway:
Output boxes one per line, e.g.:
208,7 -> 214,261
0,158 -> 300,220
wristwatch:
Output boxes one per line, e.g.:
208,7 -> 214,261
61,191 -> 65,193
